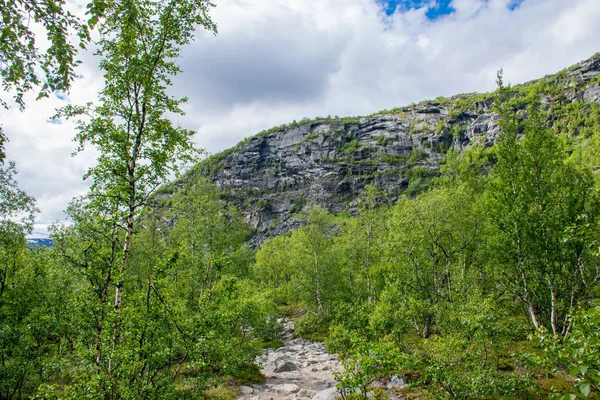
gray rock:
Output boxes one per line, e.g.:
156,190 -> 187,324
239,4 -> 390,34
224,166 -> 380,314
273,383 -> 300,394
274,360 -> 298,373
240,385 -> 254,394
584,83 -> 600,102
311,387 -> 338,400
386,375 -> 407,390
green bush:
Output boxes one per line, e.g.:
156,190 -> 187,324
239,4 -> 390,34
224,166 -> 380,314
295,312 -> 331,341
537,303 -> 600,399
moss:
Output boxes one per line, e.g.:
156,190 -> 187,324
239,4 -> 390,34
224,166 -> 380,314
435,120 -> 445,134
203,386 -> 239,400
261,339 -> 284,349
302,131 -> 320,143
255,199 -> 272,211
230,363 -> 265,386
340,138 -> 360,154
536,372 -> 576,398
377,135 -> 389,147
291,195 -> 307,211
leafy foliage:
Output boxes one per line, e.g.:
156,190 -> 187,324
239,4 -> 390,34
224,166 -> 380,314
0,0 -> 107,109
538,304 -> 600,399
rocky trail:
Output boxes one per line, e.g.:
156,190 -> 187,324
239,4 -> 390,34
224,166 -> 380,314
239,319 -> 340,400
238,320 -> 406,400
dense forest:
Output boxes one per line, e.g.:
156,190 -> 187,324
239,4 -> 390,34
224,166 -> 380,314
1,0 -> 600,399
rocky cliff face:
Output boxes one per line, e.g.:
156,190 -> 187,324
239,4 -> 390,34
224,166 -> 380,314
162,54 -> 600,246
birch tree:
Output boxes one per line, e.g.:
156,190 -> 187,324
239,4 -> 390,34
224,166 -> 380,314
57,0 -> 216,343
488,83 -> 599,335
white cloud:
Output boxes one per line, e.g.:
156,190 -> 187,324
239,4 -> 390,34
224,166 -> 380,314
1,0 -> 599,237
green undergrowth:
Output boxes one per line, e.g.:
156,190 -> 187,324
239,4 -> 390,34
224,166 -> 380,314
202,385 -> 239,400
294,311 -> 331,342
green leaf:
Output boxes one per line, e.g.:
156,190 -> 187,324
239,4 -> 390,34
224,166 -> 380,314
580,383 -> 591,397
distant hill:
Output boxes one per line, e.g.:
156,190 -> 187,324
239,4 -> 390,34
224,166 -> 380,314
27,238 -> 53,248
158,53 -> 600,246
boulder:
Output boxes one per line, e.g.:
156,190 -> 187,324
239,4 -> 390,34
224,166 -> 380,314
311,387 -> 338,400
386,375 -> 407,390
273,383 -> 300,395
273,360 -> 298,373
239,385 -> 254,394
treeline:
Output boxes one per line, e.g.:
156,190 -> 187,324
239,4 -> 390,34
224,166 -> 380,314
253,86 -> 600,399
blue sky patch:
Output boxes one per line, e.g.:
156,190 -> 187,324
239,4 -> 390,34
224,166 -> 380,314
379,0 -> 525,19
378,0 -> 455,19
508,0 -> 525,10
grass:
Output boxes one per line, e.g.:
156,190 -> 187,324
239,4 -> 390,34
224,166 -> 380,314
203,385 -> 239,400
229,363 -> 266,386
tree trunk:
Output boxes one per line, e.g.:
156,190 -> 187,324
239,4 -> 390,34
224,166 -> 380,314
0,258 -> 7,298
313,249 -> 323,313
528,302 -> 540,330
366,222 -> 373,304
114,205 -> 135,344
422,313 -> 433,339
547,277 -> 558,335
96,308 -> 105,366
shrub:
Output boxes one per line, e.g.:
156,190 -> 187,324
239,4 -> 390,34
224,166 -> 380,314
295,312 -> 330,341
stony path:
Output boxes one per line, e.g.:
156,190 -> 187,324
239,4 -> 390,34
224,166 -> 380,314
238,319 -> 407,400
238,320 -> 340,400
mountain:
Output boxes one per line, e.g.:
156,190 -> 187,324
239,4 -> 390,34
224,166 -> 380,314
158,54 -> 600,245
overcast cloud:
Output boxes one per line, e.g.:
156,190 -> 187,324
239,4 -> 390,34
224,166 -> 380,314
1,0 -> 599,237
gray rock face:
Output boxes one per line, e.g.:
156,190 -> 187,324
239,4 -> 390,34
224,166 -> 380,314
205,109 -> 472,245
168,54 -> 600,246
584,83 -> 600,102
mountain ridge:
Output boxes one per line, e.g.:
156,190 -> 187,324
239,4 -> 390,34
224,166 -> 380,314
158,53 -> 600,245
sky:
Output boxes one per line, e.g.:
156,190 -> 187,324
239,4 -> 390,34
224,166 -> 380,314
1,0 -> 599,238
